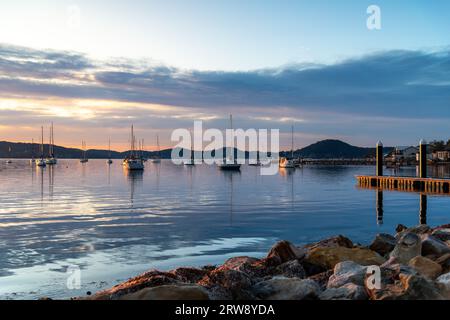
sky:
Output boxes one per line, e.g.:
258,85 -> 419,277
0,0 -> 449,150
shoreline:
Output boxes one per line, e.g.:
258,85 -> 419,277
78,222 -> 450,301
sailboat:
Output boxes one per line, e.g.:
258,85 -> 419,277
123,125 -> 144,170
5,146 -> 12,163
183,129 -> 195,166
107,139 -> 113,164
36,126 -> 47,167
279,125 -> 296,169
80,141 -> 88,163
46,122 -> 57,165
219,114 -> 241,171
30,138 -> 36,164
151,135 -> 161,163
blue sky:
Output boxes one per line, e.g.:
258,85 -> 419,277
0,1 -> 449,149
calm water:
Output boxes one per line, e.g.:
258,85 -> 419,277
1,160 -> 450,299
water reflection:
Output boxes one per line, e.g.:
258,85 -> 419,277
124,169 -> 143,207
221,170 -> 241,225
374,190 -> 428,225
376,190 -> 383,225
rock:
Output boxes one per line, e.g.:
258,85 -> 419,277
171,267 -> 209,283
390,233 -> 421,264
396,224 -> 408,233
408,256 -> 442,279
431,229 -> 450,242
436,272 -> 450,299
369,233 -> 396,257
220,256 -> 268,279
422,235 -> 450,257
436,253 -> 450,273
251,277 -> 321,300
368,273 -> 444,300
397,225 -> 431,238
199,268 -> 252,291
327,261 -> 368,288
319,283 -> 368,300
274,260 -> 306,279
306,235 -> 354,250
120,285 -> 209,300
90,270 -> 179,300
266,241 -> 305,266
305,247 -> 385,270
308,270 -> 334,290
204,285 -> 233,300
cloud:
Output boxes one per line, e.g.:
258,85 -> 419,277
1,43 -> 450,147
0,44 -> 449,118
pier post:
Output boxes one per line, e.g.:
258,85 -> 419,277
376,141 -> 383,177
420,194 -> 427,225
419,140 -> 427,179
376,190 -> 383,225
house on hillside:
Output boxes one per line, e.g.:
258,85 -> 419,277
388,146 -> 418,162
432,148 -> 450,162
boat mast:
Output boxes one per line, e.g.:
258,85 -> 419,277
157,135 -> 160,158
291,125 -> 294,159
108,139 -> 111,159
40,126 -> 44,159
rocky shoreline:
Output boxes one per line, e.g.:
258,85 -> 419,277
80,223 -> 450,300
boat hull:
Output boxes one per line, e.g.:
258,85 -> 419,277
219,163 -> 241,170
123,159 -> 144,170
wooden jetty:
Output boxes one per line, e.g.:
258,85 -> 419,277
357,175 -> 450,195
357,140 -> 450,195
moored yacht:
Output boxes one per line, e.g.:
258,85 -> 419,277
123,125 -> 144,171
80,141 -> 88,163
107,139 -> 113,164
36,126 -> 46,167
45,122 -> 57,165
219,114 -> 241,171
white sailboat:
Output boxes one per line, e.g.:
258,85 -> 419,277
46,122 -> 57,165
151,135 -> 161,163
107,139 -> 113,164
279,125 -> 296,169
219,114 -> 241,171
123,125 -> 144,170
5,146 -> 12,163
36,126 -> 47,167
80,141 -> 88,163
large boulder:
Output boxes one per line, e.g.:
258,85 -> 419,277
367,273 -> 444,300
274,260 -> 306,279
421,235 -> 450,257
436,253 -> 450,274
396,225 -> 431,239
369,234 -> 396,257
390,233 -> 421,264
119,284 -> 209,300
436,272 -> 450,299
305,235 -> 354,250
199,268 -> 252,291
220,256 -> 268,279
251,277 -> 321,300
89,270 -> 179,300
319,283 -> 368,300
327,261 -> 368,288
408,256 -> 442,280
305,247 -> 385,270
266,241 -> 305,266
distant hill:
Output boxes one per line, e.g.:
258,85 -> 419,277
0,140 -> 392,160
285,139 -> 393,159
0,141 -> 169,159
